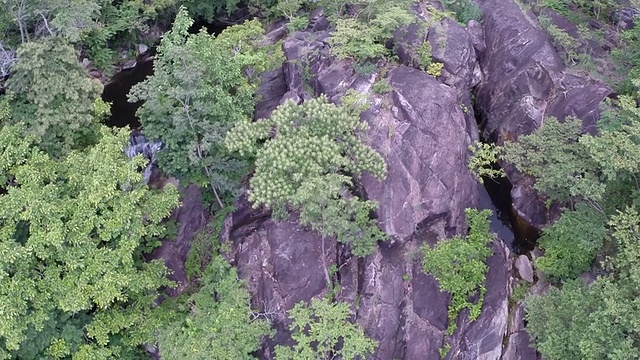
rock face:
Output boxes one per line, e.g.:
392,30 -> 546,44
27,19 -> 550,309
223,12 -> 520,358
515,255 -> 534,283
220,0 -> 616,358
475,0 -> 612,229
362,66 -> 477,242
355,66 -> 480,359
225,210 -> 336,356
502,303 -> 537,360
448,241 -> 512,360
148,184 -> 208,297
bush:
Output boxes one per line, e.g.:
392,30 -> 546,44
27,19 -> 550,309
275,298 -> 377,359
226,96 -> 387,256
422,208 -> 494,334
536,204 -> 607,280
442,0 -> 482,24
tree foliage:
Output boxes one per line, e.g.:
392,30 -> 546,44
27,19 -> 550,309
157,255 -> 272,360
325,0 -> 414,61
536,204 -> 607,280
421,208 -> 494,335
6,36 -> 103,157
0,124 -> 179,358
130,7 -> 283,206
512,87 -> 640,358
526,209 -> 640,360
502,116 -> 604,205
275,297 -> 377,360
226,96 -> 387,256
467,142 -> 505,183
0,0 -> 178,70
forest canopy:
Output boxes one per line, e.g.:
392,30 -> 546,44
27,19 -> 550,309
1,0 -> 640,359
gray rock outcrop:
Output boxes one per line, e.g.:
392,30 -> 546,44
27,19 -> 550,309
502,303 -> 537,360
224,15 -> 517,358
148,184 -> 209,297
515,255 -> 534,283
217,0 -> 616,358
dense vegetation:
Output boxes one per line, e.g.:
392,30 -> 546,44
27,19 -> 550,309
479,3 -> 640,357
496,91 -> 640,359
1,0 -> 640,358
0,1 -> 397,358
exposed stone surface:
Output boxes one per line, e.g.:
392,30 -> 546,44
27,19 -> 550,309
223,201 -> 335,355
362,66 -> 478,242
475,0 -> 612,229
217,1 -> 615,358
225,50 -> 518,358
502,331 -> 538,360
255,68 -> 287,120
429,18 -> 479,91
515,255 -> 535,282
393,8 -> 481,142
611,7 -> 638,30
148,184 -> 208,297
448,241 -> 512,360
136,43 -> 149,55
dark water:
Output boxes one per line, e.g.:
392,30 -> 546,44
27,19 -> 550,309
100,17 -> 230,129
482,176 -> 540,254
102,56 -> 154,129
478,182 -> 515,248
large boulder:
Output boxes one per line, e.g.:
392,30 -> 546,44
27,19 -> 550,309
362,66 -> 478,242
393,5 -> 482,141
355,67 -> 513,359
474,0 -> 612,229
502,302 -> 537,360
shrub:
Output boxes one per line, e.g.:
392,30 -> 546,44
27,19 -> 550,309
536,204 -> 607,280
275,298 -> 378,359
442,0 -> 483,23
422,208 -> 494,335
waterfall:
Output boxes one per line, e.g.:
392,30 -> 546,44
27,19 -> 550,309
125,132 -> 162,184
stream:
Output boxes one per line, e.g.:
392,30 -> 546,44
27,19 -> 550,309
102,53 -> 154,129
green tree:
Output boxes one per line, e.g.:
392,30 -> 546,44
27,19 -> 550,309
502,116 -> 604,205
326,0 -> 414,61
517,87 -> 640,359
524,279 -> 637,360
6,36 -> 104,157
225,96 -> 387,256
536,204 -> 607,280
157,255 -> 272,360
130,7 -> 283,208
580,95 -> 640,212
467,142 -> 505,183
0,124 -> 179,359
421,208 -> 494,335
441,0 -> 482,23
275,297 -> 377,360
